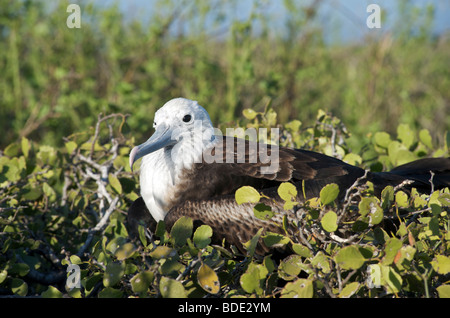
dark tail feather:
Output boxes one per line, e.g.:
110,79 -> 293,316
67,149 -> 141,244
373,157 -> 450,193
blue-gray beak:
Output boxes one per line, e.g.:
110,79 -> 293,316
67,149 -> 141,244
129,123 -> 176,171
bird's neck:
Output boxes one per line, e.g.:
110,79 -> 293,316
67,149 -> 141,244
139,132 -> 217,222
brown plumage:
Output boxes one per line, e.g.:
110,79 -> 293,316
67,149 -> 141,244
128,135 -> 450,255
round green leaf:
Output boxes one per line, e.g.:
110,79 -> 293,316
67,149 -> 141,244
170,216 -> 193,247
277,182 -> 298,202
278,255 -> 303,280
319,183 -> 339,205
11,278 -> 28,296
41,286 -> 63,298
243,108 -> 257,120
382,238 -> 402,265
292,244 -> 312,258
281,279 -> 314,298
98,287 -> 123,298
339,282 -> 360,298
358,197 -> 383,225
263,232 -> 289,247
240,263 -> 267,294
193,225 -> 213,249
160,277 -> 187,298
395,191 -> 409,208
437,285 -> 450,298
103,262 -> 125,287
235,186 -> 261,205
334,246 -> 365,270
397,123 -> 415,149
253,203 -> 274,220
197,263 -> 220,294
321,211 -> 338,232
373,131 -> 391,148
419,129 -> 433,149
115,242 -> 137,260
432,255 -> 450,275
131,271 -> 154,294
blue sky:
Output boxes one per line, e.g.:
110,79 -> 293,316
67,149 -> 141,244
96,0 -> 450,43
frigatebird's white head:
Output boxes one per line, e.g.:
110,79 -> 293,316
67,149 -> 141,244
129,98 -> 217,222
129,98 -> 216,171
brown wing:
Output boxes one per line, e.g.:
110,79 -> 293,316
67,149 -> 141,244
170,136 -> 366,206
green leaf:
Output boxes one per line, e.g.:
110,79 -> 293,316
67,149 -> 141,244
280,279 -> 314,298
311,251 -> 331,274
419,129 -> 433,148
380,265 -> 402,294
358,197 -> 383,225
374,131 -> 392,148
263,232 -> 289,247
240,262 -> 267,294
277,182 -> 298,202
253,203 -> 274,220
41,286 -> 63,298
319,183 -> 339,205
98,287 -> 123,298
397,123 -> 415,149
85,273 -> 103,292
243,228 -> 263,258
395,191 -> 409,208
69,255 -> 82,265
193,225 -> 213,249
243,108 -> 257,120
10,263 -> 30,277
343,153 -> 362,166
382,238 -> 402,265
0,270 -> 7,284
285,120 -> 302,132
22,185 -> 43,201
334,246 -> 365,270
149,246 -> 176,260
137,224 -> 147,246
170,216 -> 193,247
108,174 -> 122,194
11,278 -> 28,296
21,137 -> 31,158
130,271 -> 154,294
197,263 -> 220,294
65,141 -> 78,154
292,244 -> 312,258
437,285 -> 450,298
381,185 -> 394,209
432,255 -> 450,275
321,211 -> 338,232
160,277 -> 187,298
115,242 -> 137,260
235,186 -> 261,205
339,282 -> 360,298
278,255 -> 303,280
103,262 -> 125,287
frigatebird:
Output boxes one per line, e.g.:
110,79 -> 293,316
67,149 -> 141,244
127,98 -> 450,254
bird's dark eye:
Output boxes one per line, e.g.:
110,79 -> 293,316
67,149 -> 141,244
182,114 -> 192,123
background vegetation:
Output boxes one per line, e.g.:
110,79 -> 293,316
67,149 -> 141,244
0,0 -> 449,298
1,0 -> 449,150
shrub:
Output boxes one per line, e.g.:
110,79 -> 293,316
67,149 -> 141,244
0,109 -> 448,298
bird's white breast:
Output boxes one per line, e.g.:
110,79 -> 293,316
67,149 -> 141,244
139,148 -> 176,222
